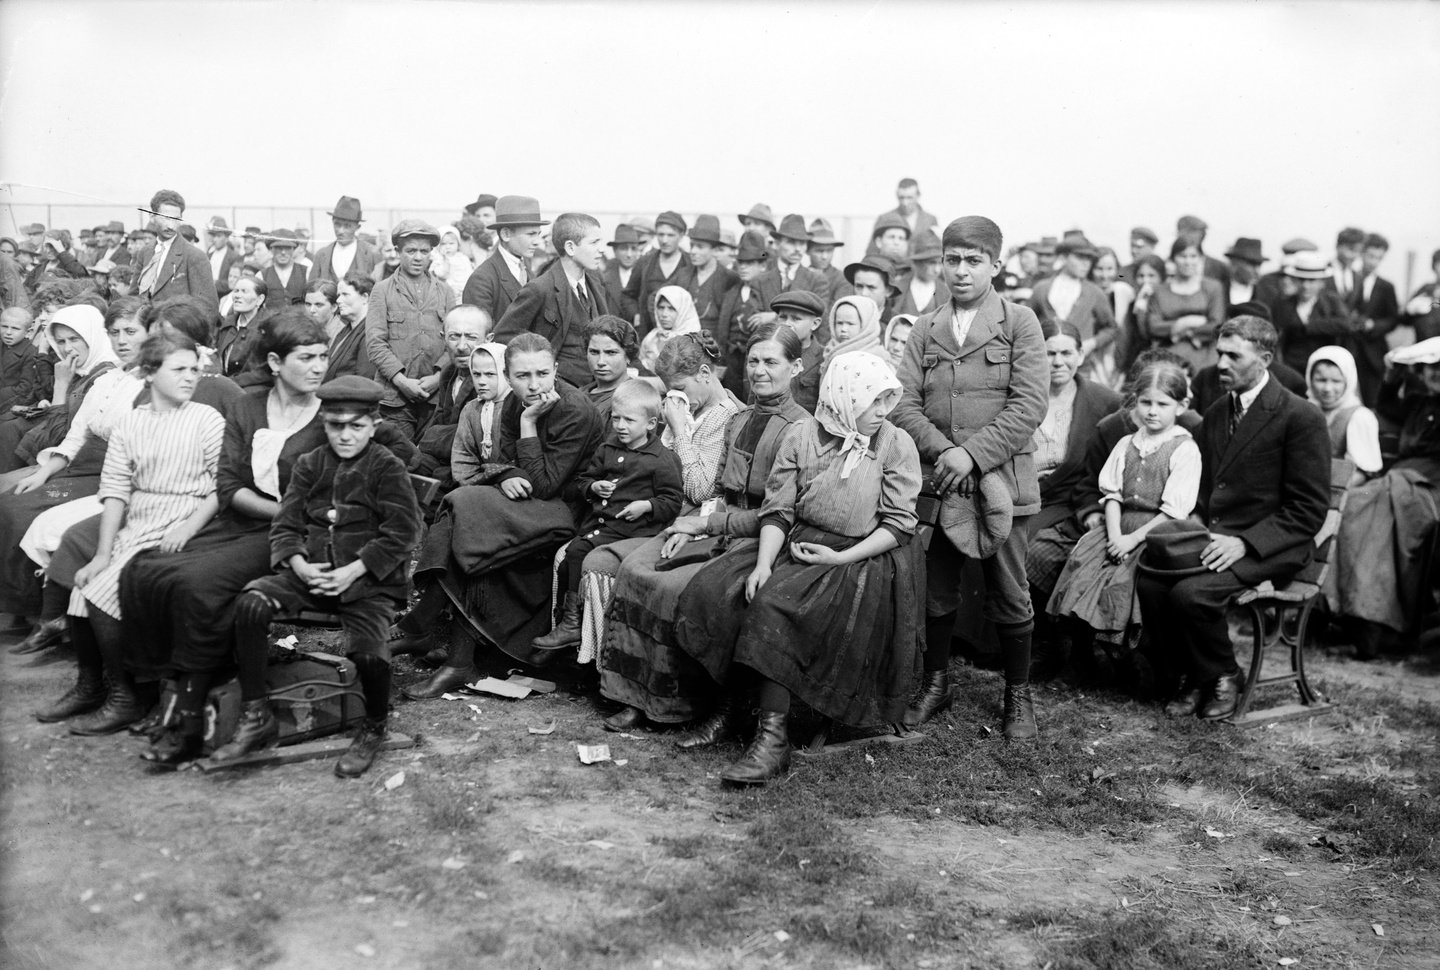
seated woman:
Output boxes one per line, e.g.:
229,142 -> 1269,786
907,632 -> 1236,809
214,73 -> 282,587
884,314 -> 917,369
400,333 -> 603,699
578,315 -> 640,422
1306,346 -> 1382,487
674,351 -> 922,785
821,295 -> 891,378
215,275 -> 273,378
638,285 -> 701,375
1327,340 -> 1440,657
598,323 -> 807,735
1140,239 -> 1224,372
43,330 -> 226,754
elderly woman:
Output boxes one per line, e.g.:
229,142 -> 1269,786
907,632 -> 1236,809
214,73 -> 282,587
1140,238 -> 1225,371
400,333 -> 603,698
597,323 -> 809,735
675,351 -> 922,785
216,275 -> 273,378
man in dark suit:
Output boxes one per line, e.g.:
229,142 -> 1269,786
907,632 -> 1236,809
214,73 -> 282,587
601,223 -> 643,323
310,196 -> 382,284
1137,316 -> 1330,720
261,229 -> 308,308
134,189 -> 219,311
493,213 -> 611,387
1351,233 -> 1401,405
97,221 -> 131,268
1325,227 -> 1366,308
868,177 -> 938,255
622,210 -> 694,337
1189,302 -> 1307,413
760,213 -> 833,312
807,218 -> 849,302
461,195 -> 548,323
204,217 -> 241,298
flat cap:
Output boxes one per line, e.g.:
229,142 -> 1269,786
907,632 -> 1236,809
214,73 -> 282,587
317,375 -> 386,410
390,219 -> 441,246
769,290 -> 825,317
655,210 -> 687,235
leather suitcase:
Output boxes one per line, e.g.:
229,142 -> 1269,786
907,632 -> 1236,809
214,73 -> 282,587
203,651 -> 366,754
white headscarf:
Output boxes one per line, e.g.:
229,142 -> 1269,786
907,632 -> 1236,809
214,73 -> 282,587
639,285 -> 701,373
1305,345 -> 1363,422
45,305 -> 122,376
815,350 -> 903,478
472,341 -> 511,458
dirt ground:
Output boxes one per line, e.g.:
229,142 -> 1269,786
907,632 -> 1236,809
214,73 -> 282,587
2,625 -> 1437,970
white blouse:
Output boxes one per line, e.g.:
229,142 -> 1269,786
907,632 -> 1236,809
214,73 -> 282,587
36,368 -> 146,466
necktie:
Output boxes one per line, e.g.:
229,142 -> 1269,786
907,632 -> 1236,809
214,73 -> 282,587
1228,392 -> 1242,439
576,282 -> 593,317
139,244 -> 164,295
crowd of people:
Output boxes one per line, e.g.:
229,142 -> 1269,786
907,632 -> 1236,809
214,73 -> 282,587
1,179 -> 1437,783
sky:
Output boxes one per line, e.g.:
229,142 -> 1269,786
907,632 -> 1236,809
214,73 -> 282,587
2,0 -> 1438,288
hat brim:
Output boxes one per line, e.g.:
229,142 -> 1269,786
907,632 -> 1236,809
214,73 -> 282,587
808,238 -> 843,247
688,232 -> 722,245
1284,269 -> 1331,280
738,215 -> 776,231
326,211 -> 364,223
490,218 -> 551,229
1136,561 -> 1212,578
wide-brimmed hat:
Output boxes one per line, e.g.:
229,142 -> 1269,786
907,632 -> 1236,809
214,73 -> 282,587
738,203 -> 776,231
464,193 -> 497,216
103,220 -> 126,234
1387,336 -> 1440,368
844,255 -> 903,299
90,259 -> 116,275
688,214 -> 722,245
488,195 -> 550,229
775,214 -> 810,243
1137,520 -> 1212,577
807,218 -> 843,247
267,228 -> 299,249
1225,237 -> 1264,265
326,196 -> 364,223
1057,235 -> 1099,260
608,224 -> 645,248
1284,251 -> 1332,280
205,216 -> 232,235
655,211 -> 687,235
910,231 -> 943,262
872,212 -> 910,239
940,472 -> 1014,559
390,219 -> 442,247
734,229 -> 771,262
770,290 -> 825,318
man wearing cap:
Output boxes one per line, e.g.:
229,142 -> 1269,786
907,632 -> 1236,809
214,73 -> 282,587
241,226 -> 271,270
1255,238 -> 1317,309
1175,215 -> 1230,288
888,215 -> 1048,742
1273,252 -> 1357,374
1138,315 -> 1329,721
717,229 -> 780,389
870,213 -> 913,280
367,220 -> 457,437
133,189 -> 218,310
261,230 -> 308,308
686,215 -> 738,340
1223,238 -> 1265,312
601,223 -> 643,322
204,217 -> 241,298
627,216 -> 657,254
807,218 -> 848,302
494,213 -> 612,387
311,196 -> 381,284
623,210 -> 695,337
461,195 -> 548,324
897,230 -> 946,317
20,224 -> 46,253
842,254 -> 901,324
770,290 -> 828,413
97,221 -> 130,268
1120,227 -> 1159,286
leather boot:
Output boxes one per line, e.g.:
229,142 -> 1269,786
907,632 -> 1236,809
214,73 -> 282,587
1199,673 -> 1240,721
13,617 -> 68,655
1002,682 -> 1038,741
336,718 -> 387,778
1164,681 -> 1203,718
603,705 -> 645,732
141,714 -> 204,765
531,592 -> 583,652
387,628 -> 436,656
35,665 -> 106,723
68,672 -> 145,736
903,669 -> 953,729
210,700 -> 279,763
401,664 -> 478,700
674,693 -> 743,750
720,711 -> 791,785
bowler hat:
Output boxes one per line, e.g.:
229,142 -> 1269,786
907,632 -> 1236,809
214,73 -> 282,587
326,196 -> 365,223
1057,235 -> 1099,259
464,193 -> 498,216
79,229 -> 95,240
104,220 -> 126,234
488,195 -> 550,229
734,229 -> 771,262
1284,251 -> 1332,280
1280,238 -> 1318,256
608,224 -> 645,248
1228,300 -> 1272,322
205,216 -> 232,235
1224,237 -> 1265,265
655,211 -> 688,235
807,218 -> 843,247
627,216 -> 655,235
769,290 -> 825,318
1137,520 -> 1212,577
738,203 -> 776,231
688,214 -> 722,245
940,471 -> 1014,559
872,212 -> 910,239
1131,226 -> 1159,245
317,375 -> 386,412
390,219 -> 441,247
1031,236 -> 1058,256
124,230 -> 145,243
267,228 -> 299,249
775,214 -> 811,243
910,231 -> 943,262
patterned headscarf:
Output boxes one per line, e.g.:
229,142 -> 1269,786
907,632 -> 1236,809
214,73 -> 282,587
815,350 -> 903,478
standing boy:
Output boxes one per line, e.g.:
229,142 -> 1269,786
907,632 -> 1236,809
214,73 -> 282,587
462,195 -> 549,323
623,210 -> 695,337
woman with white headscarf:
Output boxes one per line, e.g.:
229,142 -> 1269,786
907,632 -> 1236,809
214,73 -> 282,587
450,342 -> 513,482
638,285 -> 700,375
674,351 -> 923,786
1305,345 -> 1381,487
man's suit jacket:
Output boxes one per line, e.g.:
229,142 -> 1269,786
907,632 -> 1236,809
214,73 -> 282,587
208,246 -> 241,297
1350,273 -> 1400,404
623,249 -> 696,337
716,273 -> 785,354
309,239 -> 383,284
323,320 -> 373,383
1190,360 -> 1305,415
1273,290 -> 1356,374
462,249 -> 525,324
690,265 -> 739,344
139,236 -> 219,311
601,261 -> 639,324
261,264 -> 308,308
493,261 -> 613,387
896,279 -> 947,318
413,365 -> 477,472
1197,375 -> 1330,585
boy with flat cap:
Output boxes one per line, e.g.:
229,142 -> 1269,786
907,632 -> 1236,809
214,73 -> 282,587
462,195 -> 549,323
623,210 -> 695,337
771,290 -> 827,413
889,215 -> 1048,742
217,375 -> 422,777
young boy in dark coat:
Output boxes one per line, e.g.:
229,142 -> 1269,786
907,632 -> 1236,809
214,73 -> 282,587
0,307 -> 49,412
216,375 -> 423,777
532,380 -> 683,650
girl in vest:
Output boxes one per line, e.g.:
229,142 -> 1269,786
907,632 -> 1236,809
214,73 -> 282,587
1306,346 -> 1381,487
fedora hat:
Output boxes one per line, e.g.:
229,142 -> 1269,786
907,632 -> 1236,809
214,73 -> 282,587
1224,237 -> 1265,265
205,216 -> 232,235
688,214 -> 722,245
655,211 -> 688,235
390,219 -> 441,247
775,214 -> 810,243
734,229 -> 771,263
738,203 -> 776,231
488,195 -> 550,230
844,255 -> 902,300
719,229 -> 738,249
1176,214 -> 1208,234
608,224 -> 645,248
940,471 -> 1014,559
1284,251 -> 1332,280
326,196 -> 365,223
1031,236 -> 1058,256
104,220 -> 126,235
807,218 -> 843,247
464,193 -> 497,216
1137,520 -> 1212,577
1057,235 -> 1098,260
872,212 -> 910,239
20,223 -> 44,235
910,230 -> 942,262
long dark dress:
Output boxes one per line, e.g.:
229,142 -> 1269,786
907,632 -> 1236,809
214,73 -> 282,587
598,394 -> 810,722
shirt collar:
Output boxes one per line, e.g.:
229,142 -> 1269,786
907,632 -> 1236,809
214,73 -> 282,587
497,245 -> 524,278
1236,370 -> 1269,411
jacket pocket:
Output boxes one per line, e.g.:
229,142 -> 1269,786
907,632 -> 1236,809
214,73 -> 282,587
984,346 -> 1012,389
